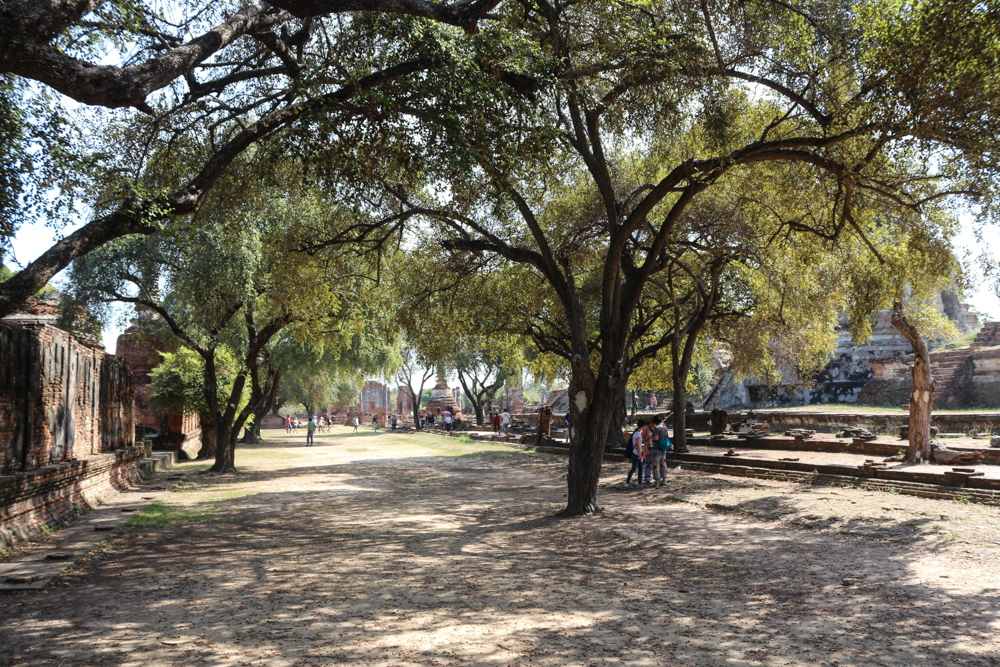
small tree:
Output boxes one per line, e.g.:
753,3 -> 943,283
453,346 -> 513,425
396,344 -> 436,429
149,347 -> 249,459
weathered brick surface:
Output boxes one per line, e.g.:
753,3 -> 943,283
0,320 -> 138,549
0,322 -> 134,473
0,447 -> 144,550
859,340 -> 1000,408
115,322 -> 201,455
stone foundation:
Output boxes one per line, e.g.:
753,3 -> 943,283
735,409 -> 1000,434
860,335 -> 1000,408
0,447 -> 144,550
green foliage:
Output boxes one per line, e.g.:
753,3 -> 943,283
149,347 -> 246,416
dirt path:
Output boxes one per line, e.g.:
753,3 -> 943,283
1,428 -> 998,666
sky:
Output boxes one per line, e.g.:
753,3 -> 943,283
8,212 -> 1000,355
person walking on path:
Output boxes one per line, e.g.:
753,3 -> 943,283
391,415 -> 398,432
352,415 -> 359,433
492,412 -> 501,433
501,409 -> 511,435
444,413 -> 453,431
650,394 -> 657,411
306,416 -> 316,446
625,419 -> 648,488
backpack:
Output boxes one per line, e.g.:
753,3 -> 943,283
654,425 -> 672,452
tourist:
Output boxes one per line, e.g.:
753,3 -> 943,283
444,412 -> 453,431
648,415 -> 669,486
352,415 -> 359,432
292,418 -> 299,433
564,412 -> 571,444
492,411 -> 501,433
391,415 -> 398,432
501,408 -> 511,434
285,416 -> 292,434
650,393 -> 658,411
625,419 -> 648,489
306,416 -> 316,446
427,413 -> 435,429
372,415 -> 379,431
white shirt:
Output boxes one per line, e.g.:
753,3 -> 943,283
631,430 -> 643,457
501,411 -> 511,424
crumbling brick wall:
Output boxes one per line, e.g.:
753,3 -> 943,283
0,321 -> 134,474
0,321 -> 138,549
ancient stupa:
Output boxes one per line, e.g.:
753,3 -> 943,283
424,366 -> 460,417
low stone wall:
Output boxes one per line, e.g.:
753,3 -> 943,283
0,447 -> 144,550
742,410 -> 1000,434
690,435 -> 1000,465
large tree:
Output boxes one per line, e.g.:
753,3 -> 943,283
0,0 -> 501,316
312,0 -> 999,514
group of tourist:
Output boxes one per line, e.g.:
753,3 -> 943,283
421,411 -> 462,430
287,415 -> 332,436
491,409 -> 512,434
625,415 -> 672,488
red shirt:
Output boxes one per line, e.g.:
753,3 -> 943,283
492,415 -> 501,427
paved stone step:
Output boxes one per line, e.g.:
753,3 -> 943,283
139,451 -> 177,477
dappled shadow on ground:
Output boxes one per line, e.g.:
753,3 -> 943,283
1,448 -> 998,666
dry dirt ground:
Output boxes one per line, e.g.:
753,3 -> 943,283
1,427 -> 999,667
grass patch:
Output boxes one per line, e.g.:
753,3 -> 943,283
125,501 -> 219,528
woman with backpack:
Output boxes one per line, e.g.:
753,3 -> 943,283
625,419 -> 650,489
648,415 -> 671,486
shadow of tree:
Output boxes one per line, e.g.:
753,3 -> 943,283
1,448 -> 997,667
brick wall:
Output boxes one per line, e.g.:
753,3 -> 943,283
0,448 -> 143,550
0,321 -> 138,549
971,348 -> 1000,406
1,322 -> 135,473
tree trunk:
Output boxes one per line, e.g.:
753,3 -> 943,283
564,328 -> 627,516
240,360 -> 276,444
671,377 -> 689,452
197,412 -> 216,460
241,421 -> 263,444
474,403 -> 485,426
891,301 -> 934,463
565,386 -> 619,515
211,422 -> 238,473
606,389 -> 627,451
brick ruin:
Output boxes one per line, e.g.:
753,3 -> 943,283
860,323 -> 1000,408
359,380 -> 391,426
708,292 -> 1000,410
115,315 -> 202,458
396,386 -> 414,417
0,313 -> 139,550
